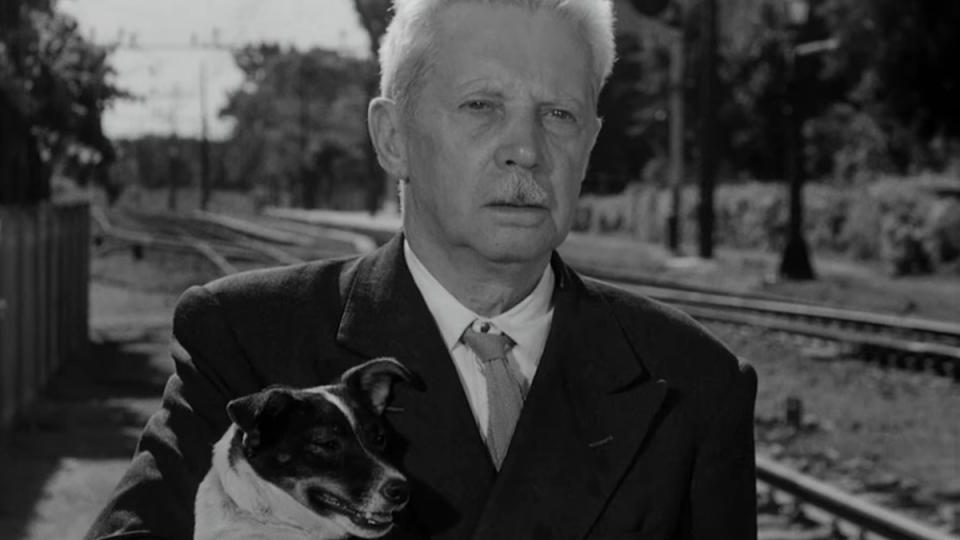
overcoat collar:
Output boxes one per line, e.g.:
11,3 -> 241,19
336,235 -> 667,539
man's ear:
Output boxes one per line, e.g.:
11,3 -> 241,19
588,115 -> 603,151
341,357 -> 422,414
226,387 -> 295,448
368,97 -> 408,179
581,115 -> 603,185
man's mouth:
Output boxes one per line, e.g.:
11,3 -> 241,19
310,489 -> 396,530
489,202 -> 546,210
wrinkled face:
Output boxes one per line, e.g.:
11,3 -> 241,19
235,387 -> 408,539
402,2 -> 601,266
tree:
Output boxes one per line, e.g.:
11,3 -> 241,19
352,0 -> 392,58
351,0 -> 393,212
0,0 -> 125,203
819,0 -> 960,172
220,44 -> 373,209
587,33 -> 670,194
717,0 -> 960,179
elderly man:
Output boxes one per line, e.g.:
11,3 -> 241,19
85,0 -> 757,539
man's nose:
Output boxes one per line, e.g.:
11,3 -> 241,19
494,112 -> 542,170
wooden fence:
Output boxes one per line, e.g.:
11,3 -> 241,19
0,202 -> 89,430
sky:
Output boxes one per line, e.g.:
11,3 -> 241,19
59,0 -> 370,140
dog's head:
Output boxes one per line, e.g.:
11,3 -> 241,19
226,357 -> 416,538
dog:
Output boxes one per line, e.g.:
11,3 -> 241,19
194,357 -> 416,540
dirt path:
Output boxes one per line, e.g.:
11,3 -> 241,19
0,279 -> 176,540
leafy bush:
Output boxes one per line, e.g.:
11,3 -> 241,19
1,6 -> 124,203
576,175 -> 960,275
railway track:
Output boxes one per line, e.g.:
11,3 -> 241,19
756,456 -> 959,540
90,208 -> 960,540
609,283 -> 960,381
92,208 -> 365,274
106,208 -> 960,380
259,207 -> 960,381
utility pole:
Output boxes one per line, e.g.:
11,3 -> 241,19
166,143 -> 180,211
622,0 -> 681,251
164,84 -> 183,211
199,62 -> 211,210
777,6 -> 836,279
667,28 -> 685,254
777,45 -> 814,280
298,51 -> 310,208
697,0 -> 718,259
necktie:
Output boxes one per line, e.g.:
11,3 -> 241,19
461,323 -> 524,469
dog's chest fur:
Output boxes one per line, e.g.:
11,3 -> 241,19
194,426 -> 346,540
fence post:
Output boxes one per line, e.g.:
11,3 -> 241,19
48,204 -> 61,376
36,204 -> 50,390
78,204 -> 90,357
61,205 -> 73,359
0,207 -> 17,428
57,206 -> 70,370
17,207 -> 38,417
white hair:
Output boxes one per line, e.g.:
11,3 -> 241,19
377,0 -> 616,113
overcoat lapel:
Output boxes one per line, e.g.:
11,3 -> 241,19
471,257 -> 667,540
335,235 -> 496,538
334,238 -> 667,539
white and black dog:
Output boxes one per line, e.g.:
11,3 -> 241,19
195,358 -> 416,540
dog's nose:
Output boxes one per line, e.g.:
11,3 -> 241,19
380,478 -> 409,505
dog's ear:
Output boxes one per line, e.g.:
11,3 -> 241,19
226,387 -> 296,446
341,357 -> 420,414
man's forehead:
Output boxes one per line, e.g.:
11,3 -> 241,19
434,2 -> 588,55
430,3 -> 596,102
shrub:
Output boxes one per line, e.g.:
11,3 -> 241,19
575,175 -> 960,275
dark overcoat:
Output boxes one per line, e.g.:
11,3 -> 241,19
85,234 -> 758,540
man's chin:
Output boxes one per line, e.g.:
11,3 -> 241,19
473,231 -> 562,265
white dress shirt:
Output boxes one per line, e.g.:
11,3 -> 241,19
403,240 -> 555,437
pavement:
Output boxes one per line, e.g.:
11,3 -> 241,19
0,277 -> 175,540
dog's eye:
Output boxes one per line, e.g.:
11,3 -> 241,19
309,439 -> 341,454
321,440 -> 341,452
370,431 -> 386,449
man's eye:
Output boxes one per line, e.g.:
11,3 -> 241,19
547,108 -> 576,122
462,100 -> 493,112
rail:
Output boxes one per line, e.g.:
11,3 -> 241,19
628,285 -> 960,344
677,305 -> 960,378
96,210 -> 303,272
757,456 -> 959,540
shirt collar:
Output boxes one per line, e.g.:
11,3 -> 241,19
403,240 -> 554,353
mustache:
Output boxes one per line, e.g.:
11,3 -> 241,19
490,171 -> 549,206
